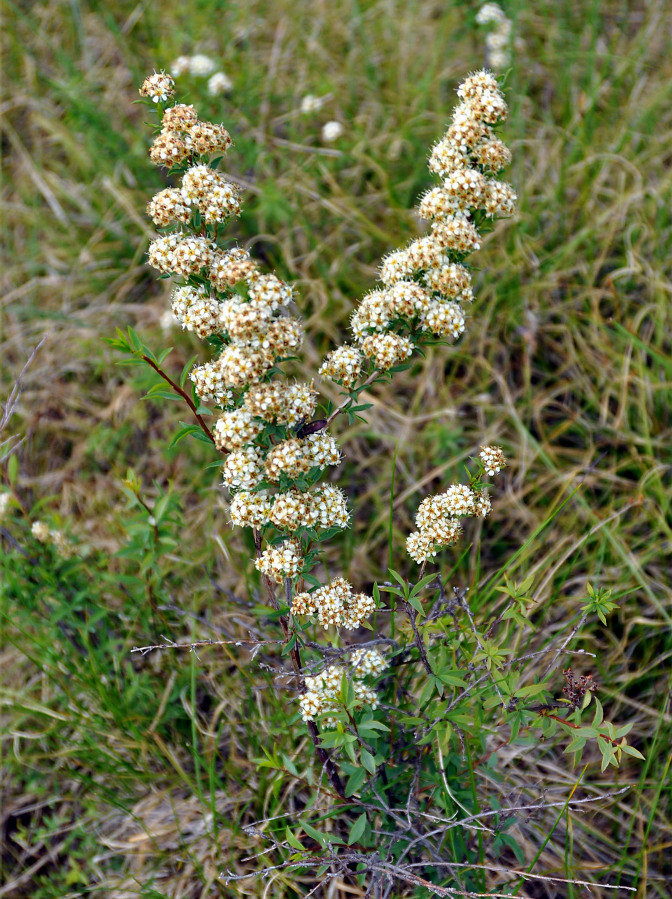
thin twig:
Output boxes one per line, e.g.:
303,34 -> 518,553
325,368 -> 381,427
403,598 -> 433,675
141,355 -> 216,445
131,637 -> 284,655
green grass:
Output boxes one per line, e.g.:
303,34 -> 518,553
2,0 -> 672,896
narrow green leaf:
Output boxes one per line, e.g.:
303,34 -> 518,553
169,425 -> 202,449
406,594 -> 424,616
345,766 -> 367,797
156,346 -> 174,364
360,748 -> 376,775
285,827 -> 305,850
410,572 -> 439,598
591,698 -> 604,729
180,354 -> 199,388
388,569 -> 407,591
516,682 -> 550,698
622,745 -> 645,760
348,812 -> 367,845
357,720 -> 390,734
282,754 -> 299,776
300,820 -> 327,847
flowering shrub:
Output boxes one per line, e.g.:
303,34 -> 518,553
101,67 -> 644,894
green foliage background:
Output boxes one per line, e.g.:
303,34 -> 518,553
1,0 -> 671,896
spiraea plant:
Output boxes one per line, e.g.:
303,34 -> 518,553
104,68 -> 643,895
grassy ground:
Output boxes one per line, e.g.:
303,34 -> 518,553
2,0 -> 671,896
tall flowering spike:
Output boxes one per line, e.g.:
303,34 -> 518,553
320,70 -> 514,386
139,70 -> 351,591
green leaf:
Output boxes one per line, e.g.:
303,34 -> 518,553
154,493 -> 171,524
300,820 -> 327,847
600,746 -> 614,772
437,670 -> 467,688
410,573 -> 438,598
282,754 -> 299,776
169,425 -> 202,449
357,720 -> 390,734
406,594 -> 424,616
378,584 -> 403,596
348,812 -> 367,845
7,454 -> 18,485
622,745 -> 645,760
318,730 -> 353,748
614,722 -> 634,738
360,748 -> 376,775
190,429 -> 216,445
180,355 -> 199,387
388,569 -> 408,592
516,682 -> 550,698
591,698 -> 604,729
285,826 -> 305,850
563,736 -> 587,754
156,346 -> 173,364
127,327 -> 143,353
345,766 -> 367,797
143,385 -> 182,401
418,678 -> 436,707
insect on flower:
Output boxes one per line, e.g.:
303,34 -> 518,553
295,418 -> 328,438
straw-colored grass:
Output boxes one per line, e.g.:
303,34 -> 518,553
2,1 -> 671,896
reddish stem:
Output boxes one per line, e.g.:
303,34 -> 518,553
142,355 -> 216,446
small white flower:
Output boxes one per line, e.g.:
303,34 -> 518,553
170,56 -> 192,77
322,121 -> 343,142
300,94 -> 325,114
208,72 -> 233,95
189,54 -> 217,76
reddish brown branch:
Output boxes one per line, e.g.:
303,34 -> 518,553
546,713 -> 623,747
142,355 -> 216,445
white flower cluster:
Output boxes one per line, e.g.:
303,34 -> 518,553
407,446 -> 507,562
300,94 -> 326,114
31,521 -> 77,559
254,539 -> 304,583
147,162 -> 240,230
479,444 -> 506,476
266,486 -> 350,532
318,70 -> 514,384
299,650 -> 387,723
139,71 -> 175,104
170,54 -> 233,95
171,285 -> 220,338
0,493 -> 12,519
322,121 -> 343,142
264,433 -> 341,481
318,345 -> 363,389
475,4 -> 514,72
292,577 -> 376,629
